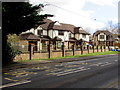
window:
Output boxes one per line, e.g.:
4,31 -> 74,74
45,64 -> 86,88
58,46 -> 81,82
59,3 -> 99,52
37,30 -> 43,35
100,35 -> 104,39
58,31 -> 64,35
82,34 -> 86,38
69,33 -> 72,38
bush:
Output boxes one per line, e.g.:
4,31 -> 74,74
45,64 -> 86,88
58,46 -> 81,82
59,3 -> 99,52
4,42 -> 22,64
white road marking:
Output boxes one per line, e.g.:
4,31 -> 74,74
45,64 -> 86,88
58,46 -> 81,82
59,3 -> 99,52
1,80 -> 31,88
55,64 -> 63,66
47,67 -> 86,75
114,60 -> 118,62
101,63 -> 112,66
57,68 -> 90,76
53,67 -> 84,74
90,63 -> 100,66
50,69 -> 63,72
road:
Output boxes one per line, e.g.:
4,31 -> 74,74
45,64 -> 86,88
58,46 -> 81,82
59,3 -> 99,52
2,55 -> 119,88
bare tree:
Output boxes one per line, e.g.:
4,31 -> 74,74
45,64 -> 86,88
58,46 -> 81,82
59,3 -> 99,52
106,20 -> 118,34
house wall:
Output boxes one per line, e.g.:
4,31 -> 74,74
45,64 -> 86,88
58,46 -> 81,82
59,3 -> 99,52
71,33 -> 74,38
50,30 -> 69,42
48,30 -> 53,38
79,34 -> 82,39
69,32 -> 74,38
64,31 -> 69,41
75,34 -> 89,42
82,35 -> 89,42
43,30 -> 47,35
53,30 -> 58,38
75,34 -> 79,40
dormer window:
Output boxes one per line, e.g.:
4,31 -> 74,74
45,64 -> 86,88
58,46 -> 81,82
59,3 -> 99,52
100,35 -> 104,39
37,30 -> 43,35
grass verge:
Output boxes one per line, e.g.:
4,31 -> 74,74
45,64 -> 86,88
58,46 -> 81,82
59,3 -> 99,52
17,51 -> 119,62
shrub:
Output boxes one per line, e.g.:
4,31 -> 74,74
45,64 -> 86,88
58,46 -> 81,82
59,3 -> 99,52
4,42 -> 22,64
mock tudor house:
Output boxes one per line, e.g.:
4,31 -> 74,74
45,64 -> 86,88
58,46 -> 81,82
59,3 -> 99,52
74,27 -> 90,47
20,19 -> 90,51
93,30 -> 114,46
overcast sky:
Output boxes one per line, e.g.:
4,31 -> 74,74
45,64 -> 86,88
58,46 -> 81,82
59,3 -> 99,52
29,0 -> 119,34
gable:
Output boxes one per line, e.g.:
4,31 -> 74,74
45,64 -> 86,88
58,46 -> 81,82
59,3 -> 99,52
54,21 -> 61,26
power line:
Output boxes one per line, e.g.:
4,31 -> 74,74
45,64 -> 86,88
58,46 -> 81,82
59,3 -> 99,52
43,1 -> 102,22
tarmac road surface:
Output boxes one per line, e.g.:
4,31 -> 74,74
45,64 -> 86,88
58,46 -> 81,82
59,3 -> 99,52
2,55 -> 119,88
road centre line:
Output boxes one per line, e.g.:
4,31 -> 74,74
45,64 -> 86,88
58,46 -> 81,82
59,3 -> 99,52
1,80 -> 31,88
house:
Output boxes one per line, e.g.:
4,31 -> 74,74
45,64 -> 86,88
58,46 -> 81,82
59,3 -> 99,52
21,19 -> 90,50
93,30 -> 114,46
27,19 -> 72,50
74,27 -> 90,46
113,34 -> 120,48
19,32 -> 40,52
67,26 -> 90,49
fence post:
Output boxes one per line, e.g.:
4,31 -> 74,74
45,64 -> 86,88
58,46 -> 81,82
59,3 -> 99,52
97,45 -> 98,52
29,44 -> 32,60
81,46 -> 83,55
48,41 -> 51,58
33,46 -> 34,55
104,45 -> 106,52
72,45 -> 75,56
108,46 -> 110,51
101,46 -> 102,52
93,45 -> 94,53
62,42 -> 65,57
87,45 -> 89,54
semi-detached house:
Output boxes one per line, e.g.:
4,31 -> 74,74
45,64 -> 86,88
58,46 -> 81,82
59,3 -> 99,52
20,19 -> 90,51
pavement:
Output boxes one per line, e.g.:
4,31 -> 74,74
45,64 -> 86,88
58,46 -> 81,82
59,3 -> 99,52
2,53 -> 118,71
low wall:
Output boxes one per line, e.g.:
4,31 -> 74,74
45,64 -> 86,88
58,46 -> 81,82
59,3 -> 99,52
14,48 -> 109,61
32,53 -> 48,59
51,51 -> 62,58
65,50 -> 73,56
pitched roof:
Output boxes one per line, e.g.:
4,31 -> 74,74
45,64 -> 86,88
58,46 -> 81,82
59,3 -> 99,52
93,30 -> 115,41
39,19 -> 90,35
19,33 -> 40,40
52,36 -> 62,41
52,23 -> 75,33
60,23 -> 75,33
39,35 -> 51,41
93,30 -> 113,36
79,30 -> 90,35
74,27 -> 90,35
40,19 -> 54,30
69,37 -> 77,42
